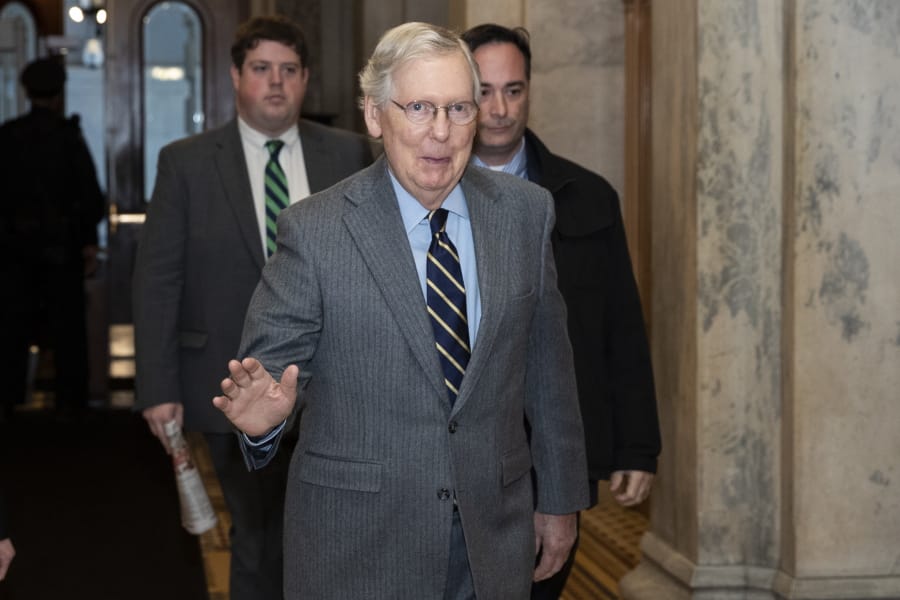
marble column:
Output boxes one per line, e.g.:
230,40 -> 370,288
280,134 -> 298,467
777,0 -> 900,597
620,1 -> 900,598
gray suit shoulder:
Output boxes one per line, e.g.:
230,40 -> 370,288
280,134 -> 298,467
465,163 -> 554,209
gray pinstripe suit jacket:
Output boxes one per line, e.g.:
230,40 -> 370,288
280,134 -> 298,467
239,156 -> 590,599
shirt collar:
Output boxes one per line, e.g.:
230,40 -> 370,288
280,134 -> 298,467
470,137 -> 528,179
237,116 -> 299,149
388,169 -> 470,235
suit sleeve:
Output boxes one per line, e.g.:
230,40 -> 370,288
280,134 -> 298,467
604,200 -> 661,474
524,195 -> 590,514
132,146 -> 188,410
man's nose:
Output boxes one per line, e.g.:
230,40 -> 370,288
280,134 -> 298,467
486,92 -> 507,117
270,67 -> 282,85
430,109 -> 451,140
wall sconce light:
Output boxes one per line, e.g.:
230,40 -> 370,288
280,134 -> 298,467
68,1 -> 107,26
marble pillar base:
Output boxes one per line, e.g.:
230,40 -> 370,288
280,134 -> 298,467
619,533 -> 777,600
620,533 -> 900,599
772,572 -> 900,600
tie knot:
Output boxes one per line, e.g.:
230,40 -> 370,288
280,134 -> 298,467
265,139 -> 284,160
428,208 -> 449,235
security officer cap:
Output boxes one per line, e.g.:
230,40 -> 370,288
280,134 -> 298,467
21,57 -> 67,98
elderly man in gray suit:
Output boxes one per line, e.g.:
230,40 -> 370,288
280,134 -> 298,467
213,22 -> 589,599
133,16 -> 373,600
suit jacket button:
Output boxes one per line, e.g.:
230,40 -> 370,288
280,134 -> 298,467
448,421 -> 458,433
438,488 -> 451,501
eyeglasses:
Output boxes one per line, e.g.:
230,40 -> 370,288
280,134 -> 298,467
390,99 -> 478,125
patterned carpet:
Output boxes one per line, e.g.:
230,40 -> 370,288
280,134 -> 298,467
187,432 -> 230,600
0,409 -> 209,600
562,486 -> 648,599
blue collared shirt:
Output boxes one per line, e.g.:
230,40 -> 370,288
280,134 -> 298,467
389,170 -> 482,346
470,137 -> 528,180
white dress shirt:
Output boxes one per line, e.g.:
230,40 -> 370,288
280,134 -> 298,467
238,117 -> 312,257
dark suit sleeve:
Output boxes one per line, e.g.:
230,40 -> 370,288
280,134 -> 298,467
602,199 -> 661,474
132,145 -> 188,410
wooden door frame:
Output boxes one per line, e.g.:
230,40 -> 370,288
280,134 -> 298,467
103,0 -> 247,326
623,0 -> 652,333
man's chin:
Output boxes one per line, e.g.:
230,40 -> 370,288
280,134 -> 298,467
479,133 -> 515,148
475,136 -> 519,156
261,111 -> 298,129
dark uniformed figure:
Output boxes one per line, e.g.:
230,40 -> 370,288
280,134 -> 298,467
0,57 -> 105,421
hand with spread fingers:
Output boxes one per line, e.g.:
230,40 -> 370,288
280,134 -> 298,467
212,358 -> 299,437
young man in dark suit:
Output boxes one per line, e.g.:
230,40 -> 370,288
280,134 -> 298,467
132,16 -> 373,600
462,23 -> 662,599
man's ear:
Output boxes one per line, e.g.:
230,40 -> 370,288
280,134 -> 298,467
363,96 -> 383,139
230,64 -> 241,92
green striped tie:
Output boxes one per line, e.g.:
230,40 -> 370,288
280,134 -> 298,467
264,140 -> 288,258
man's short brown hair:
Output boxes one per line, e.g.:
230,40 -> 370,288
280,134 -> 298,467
231,15 -> 309,70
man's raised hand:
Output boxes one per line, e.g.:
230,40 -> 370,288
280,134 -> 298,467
212,357 -> 298,437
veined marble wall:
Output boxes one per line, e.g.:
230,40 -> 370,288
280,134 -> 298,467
623,0 -> 900,598
527,0 -> 624,196
457,0 -> 625,196
694,0 -> 783,569
782,0 -> 900,592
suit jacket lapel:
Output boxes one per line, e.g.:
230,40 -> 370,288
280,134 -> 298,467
215,119 -> 265,270
341,158 -> 447,400
453,169 -> 509,412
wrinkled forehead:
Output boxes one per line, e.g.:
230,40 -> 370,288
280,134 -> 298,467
390,51 -> 477,101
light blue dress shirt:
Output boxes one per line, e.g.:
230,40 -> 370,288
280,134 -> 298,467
470,137 -> 528,180
389,171 -> 482,346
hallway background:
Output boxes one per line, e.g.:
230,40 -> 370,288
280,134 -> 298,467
1,1 -> 898,599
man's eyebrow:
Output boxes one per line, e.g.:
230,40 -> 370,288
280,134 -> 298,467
480,80 -> 524,87
248,60 -> 301,67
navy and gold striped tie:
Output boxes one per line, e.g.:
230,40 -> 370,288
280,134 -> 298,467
426,208 -> 470,404
264,140 -> 288,257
